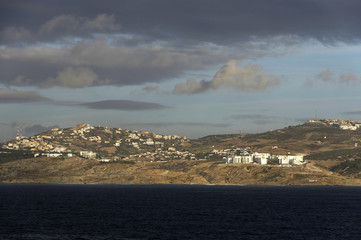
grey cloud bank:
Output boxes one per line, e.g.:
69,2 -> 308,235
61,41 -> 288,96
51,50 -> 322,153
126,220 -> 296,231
2,0 -> 361,45
79,100 -> 169,111
0,88 -> 169,112
0,39 -> 226,88
0,88 -> 50,103
2,0 -> 361,90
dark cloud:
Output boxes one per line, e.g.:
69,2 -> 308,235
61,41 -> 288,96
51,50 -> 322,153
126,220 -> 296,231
24,124 -> 59,136
173,61 -> 280,94
2,1 -> 361,89
38,14 -> 119,37
2,0 -> 361,45
0,39 -> 225,88
0,88 -> 169,113
79,100 -> 168,111
0,12 -> 119,45
0,88 -> 169,112
0,88 -> 50,103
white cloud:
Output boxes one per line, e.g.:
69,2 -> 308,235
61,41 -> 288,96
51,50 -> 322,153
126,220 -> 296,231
315,69 -> 361,85
173,60 -> 280,94
315,69 -> 334,82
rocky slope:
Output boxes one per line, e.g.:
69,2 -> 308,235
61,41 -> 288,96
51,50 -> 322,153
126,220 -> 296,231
1,157 -> 360,186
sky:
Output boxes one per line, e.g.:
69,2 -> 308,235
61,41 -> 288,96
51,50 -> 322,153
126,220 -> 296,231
1,0 -> 361,140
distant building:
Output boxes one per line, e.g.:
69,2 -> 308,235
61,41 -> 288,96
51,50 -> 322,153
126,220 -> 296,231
275,155 -> 304,165
253,152 -> 270,165
79,151 -> 97,159
42,153 -> 62,158
145,139 -> 154,145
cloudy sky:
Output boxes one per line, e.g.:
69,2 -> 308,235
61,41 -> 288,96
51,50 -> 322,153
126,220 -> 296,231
1,0 -> 361,140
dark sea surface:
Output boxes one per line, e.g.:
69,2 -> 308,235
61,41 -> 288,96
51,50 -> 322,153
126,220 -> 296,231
1,184 -> 361,240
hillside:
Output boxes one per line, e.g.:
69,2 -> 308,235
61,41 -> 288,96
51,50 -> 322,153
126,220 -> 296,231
188,119 -> 361,156
3,123 -> 192,161
1,157 -> 360,186
2,119 -> 361,185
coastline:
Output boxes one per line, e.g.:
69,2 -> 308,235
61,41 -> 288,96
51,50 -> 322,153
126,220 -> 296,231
1,157 -> 361,186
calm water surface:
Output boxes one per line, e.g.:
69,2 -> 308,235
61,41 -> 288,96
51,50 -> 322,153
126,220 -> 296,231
1,184 -> 361,239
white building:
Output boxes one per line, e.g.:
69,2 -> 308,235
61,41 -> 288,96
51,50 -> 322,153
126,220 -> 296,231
288,155 -> 304,165
276,155 -> 304,165
145,139 -> 154,145
53,146 -> 67,153
340,125 -> 358,131
224,157 -> 234,164
80,151 -> 97,159
99,158 -> 111,162
42,153 -> 62,158
129,133 -> 139,139
230,155 -> 253,164
253,152 -> 270,165
276,155 -> 290,165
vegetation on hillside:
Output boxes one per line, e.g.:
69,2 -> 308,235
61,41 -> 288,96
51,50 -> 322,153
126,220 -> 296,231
331,159 -> 361,177
0,148 -> 34,164
305,148 -> 361,161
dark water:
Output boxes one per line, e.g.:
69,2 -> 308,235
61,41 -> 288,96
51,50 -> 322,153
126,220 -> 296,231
1,185 -> 361,239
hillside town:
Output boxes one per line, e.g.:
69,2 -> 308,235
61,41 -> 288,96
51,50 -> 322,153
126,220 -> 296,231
2,123 -> 193,162
308,119 -> 361,131
1,122 -> 308,166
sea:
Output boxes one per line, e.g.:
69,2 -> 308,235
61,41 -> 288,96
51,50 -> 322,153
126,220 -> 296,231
1,184 -> 361,240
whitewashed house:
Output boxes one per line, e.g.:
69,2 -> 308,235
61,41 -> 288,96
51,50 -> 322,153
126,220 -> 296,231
79,151 -> 97,159
231,155 -> 253,164
276,155 -> 304,165
224,157 -> 233,164
132,142 -> 140,148
253,152 -> 270,165
277,155 -> 290,165
99,158 -> 111,162
53,146 -> 67,153
145,139 -> 154,145
288,155 -> 304,165
42,153 -> 62,157
232,156 -> 242,163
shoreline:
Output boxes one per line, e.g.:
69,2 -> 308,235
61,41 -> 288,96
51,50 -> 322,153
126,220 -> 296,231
1,182 -> 361,187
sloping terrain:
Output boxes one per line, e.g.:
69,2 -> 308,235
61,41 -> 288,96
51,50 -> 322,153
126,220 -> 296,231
1,157 -> 360,186
2,120 -> 361,185
188,121 -> 361,156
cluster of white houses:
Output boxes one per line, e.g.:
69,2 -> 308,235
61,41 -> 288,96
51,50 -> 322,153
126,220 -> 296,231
308,119 -> 361,131
223,150 -> 304,165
